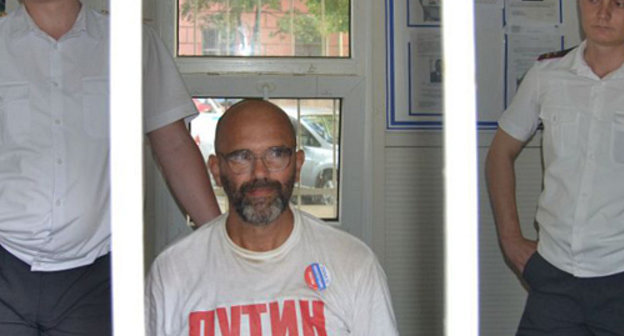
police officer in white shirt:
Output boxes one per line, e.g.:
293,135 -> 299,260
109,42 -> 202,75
0,0 -> 220,334
486,0 -> 624,334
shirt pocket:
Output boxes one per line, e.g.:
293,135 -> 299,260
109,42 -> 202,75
0,83 -> 31,146
82,77 -> 109,139
613,112 -> 624,164
539,106 -> 579,158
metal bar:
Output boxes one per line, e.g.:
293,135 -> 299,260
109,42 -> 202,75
110,0 -> 145,334
442,1 -> 479,335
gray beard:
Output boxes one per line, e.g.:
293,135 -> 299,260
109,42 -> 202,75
222,176 -> 294,226
239,193 -> 285,226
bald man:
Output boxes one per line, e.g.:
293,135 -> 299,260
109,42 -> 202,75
145,99 -> 398,336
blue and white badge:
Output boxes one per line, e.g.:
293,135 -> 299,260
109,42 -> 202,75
304,262 -> 331,291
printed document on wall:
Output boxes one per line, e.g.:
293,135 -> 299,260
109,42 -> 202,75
505,0 -> 560,26
506,32 -> 561,105
409,29 -> 442,116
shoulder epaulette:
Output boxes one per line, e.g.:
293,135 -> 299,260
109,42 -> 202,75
537,47 -> 575,61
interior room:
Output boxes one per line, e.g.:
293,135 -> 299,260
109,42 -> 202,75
1,0 -> 587,334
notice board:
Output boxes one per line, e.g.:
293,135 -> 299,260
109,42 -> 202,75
385,0 -> 566,130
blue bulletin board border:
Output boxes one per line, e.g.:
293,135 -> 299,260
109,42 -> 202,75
387,0 -> 565,131
387,0 -> 441,130
386,0 -> 494,130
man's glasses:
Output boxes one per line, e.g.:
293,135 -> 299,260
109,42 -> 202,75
218,146 -> 295,174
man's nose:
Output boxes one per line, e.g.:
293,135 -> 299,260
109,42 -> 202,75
597,1 -> 612,19
250,156 -> 270,178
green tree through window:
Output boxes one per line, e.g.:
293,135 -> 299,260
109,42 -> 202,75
178,0 -> 350,57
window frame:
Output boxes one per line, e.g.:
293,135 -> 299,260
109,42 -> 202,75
180,74 -> 369,237
150,0 -> 373,242
155,0 -> 363,75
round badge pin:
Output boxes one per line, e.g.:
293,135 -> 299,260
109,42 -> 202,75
304,263 -> 331,291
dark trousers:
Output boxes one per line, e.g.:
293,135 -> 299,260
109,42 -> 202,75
518,252 -> 624,336
0,246 -> 111,336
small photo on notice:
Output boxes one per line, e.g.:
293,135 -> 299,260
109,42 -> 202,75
429,58 -> 442,84
409,0 -> 441,26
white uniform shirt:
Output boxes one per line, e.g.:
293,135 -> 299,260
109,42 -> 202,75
146,208 -> 399,336
0,4 -> 196,271
499,41 -> 624,277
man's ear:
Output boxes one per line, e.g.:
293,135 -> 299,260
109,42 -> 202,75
294,149 -> 305,183
208,154 -> 222,186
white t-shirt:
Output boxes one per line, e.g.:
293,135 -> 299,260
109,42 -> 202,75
0,4 -> 196,271
146,208 -> 399,336
499,41 -> 624,277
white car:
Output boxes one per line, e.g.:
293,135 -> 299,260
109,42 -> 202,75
292,115 -> 339,205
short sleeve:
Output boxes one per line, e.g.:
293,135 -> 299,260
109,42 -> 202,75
145,261 -> 166,336
142,26 -> 197,133
498,62 -> 542,142
350,256 -> 399,336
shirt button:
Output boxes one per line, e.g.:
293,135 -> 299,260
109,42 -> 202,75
56,200 -> 61,206
51,81 -> 59,87
54,119 -> 61,125
57,159 -> 63,165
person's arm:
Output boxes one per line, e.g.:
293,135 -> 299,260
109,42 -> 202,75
485,128 -> 536,275
147,119 -> 221,226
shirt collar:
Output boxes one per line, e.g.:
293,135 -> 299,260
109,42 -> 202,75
222,206 -> 302,261
9,2 -> 101,41
72,3 -> 104,41
7,4 -> 32,38
570,41 -> 597,79
571,40 -> 624,80
606,58 -> 624,80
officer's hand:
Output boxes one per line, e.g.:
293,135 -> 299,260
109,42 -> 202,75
500,236 -> 537,275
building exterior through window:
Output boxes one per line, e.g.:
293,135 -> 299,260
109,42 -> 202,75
177,0 -> 350,57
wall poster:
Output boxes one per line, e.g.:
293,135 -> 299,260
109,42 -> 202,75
385,0 -> 563,130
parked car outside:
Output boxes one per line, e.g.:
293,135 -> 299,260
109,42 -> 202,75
291,114 -> 339,205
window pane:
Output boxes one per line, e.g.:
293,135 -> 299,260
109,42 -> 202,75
178,0 -> 350,57
190,98 -> 340,220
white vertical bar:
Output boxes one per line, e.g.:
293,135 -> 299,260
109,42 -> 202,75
110,0 -> 145,335
442,1 -> 479,336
